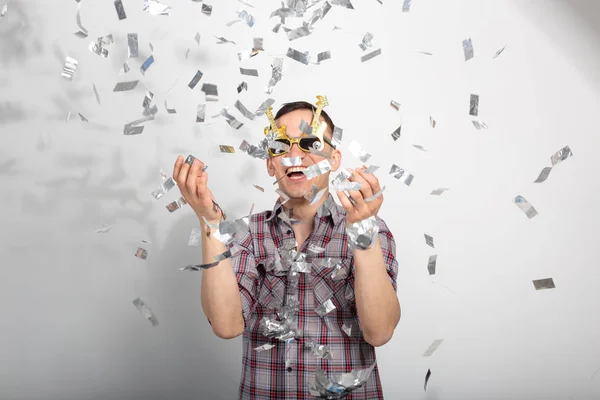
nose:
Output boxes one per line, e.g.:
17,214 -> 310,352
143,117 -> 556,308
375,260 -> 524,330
288,140 -> 304,157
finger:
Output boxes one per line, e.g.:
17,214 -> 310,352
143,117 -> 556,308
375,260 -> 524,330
336,190 -> 355,212
355,168 -> 381,192
350,169 -> 373,199
173,155 -> 184,181
185,159 -> 202,199
177,158 -> 193,196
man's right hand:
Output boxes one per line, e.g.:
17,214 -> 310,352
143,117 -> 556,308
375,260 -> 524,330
173,155 -> 222,223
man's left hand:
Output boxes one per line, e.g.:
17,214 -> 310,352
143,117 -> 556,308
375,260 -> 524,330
335,167 -> 384,225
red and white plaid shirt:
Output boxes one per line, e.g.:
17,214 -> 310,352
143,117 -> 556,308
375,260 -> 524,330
231,194 -> 399,399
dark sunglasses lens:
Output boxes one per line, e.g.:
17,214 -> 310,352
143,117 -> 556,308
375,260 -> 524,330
299,137 -> 321,151
270,138 -> 290,155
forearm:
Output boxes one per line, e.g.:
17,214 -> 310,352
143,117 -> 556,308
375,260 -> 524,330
199,222 -> 244,339
353,237 -> 400,347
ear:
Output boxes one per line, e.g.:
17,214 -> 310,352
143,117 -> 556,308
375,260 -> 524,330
330,148 -> 342,172
266,157 -> 276,177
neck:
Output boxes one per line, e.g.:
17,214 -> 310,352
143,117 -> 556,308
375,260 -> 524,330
280,188 -> 330,227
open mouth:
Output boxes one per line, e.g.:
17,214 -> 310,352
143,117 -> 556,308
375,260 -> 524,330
286,166 -> 307,181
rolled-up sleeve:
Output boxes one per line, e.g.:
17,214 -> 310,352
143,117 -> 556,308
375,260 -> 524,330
230,228 -> 259,328
376,216 -> 399,292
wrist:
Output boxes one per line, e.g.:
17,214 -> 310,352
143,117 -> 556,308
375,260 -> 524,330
346,216 -> 379,251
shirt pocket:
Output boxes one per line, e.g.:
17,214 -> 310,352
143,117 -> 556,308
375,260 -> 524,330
312,258 -> 352,314
256,259 -> 286,310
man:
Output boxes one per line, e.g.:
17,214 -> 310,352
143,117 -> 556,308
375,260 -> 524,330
173,98 -> 400,399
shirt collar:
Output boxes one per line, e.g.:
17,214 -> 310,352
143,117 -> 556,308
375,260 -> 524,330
265,192 -> 344,225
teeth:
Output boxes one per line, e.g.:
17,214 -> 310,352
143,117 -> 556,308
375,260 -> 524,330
287,167 -> 306,174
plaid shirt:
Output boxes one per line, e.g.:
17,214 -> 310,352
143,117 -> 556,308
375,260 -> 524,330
231,194 -> 399,399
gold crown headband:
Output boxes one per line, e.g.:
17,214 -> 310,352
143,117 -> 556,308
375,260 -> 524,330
264,95 -> 329,147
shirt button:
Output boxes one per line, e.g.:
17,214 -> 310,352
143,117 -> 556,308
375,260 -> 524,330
287,367 -> 293,372
286,229 -> 292,234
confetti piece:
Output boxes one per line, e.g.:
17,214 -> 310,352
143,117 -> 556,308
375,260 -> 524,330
331,0 -> 354,9
185,48 -> 190,59
114,0 -> 127,20
166,197 -> 188,213
127,33 -> 139,57
196,104 -> 206,122
424,234 -> 434,248
281,156 -> 302,167
93,83 -> 101,104
416,51 -> 433,56
402,0 -> 412,12
272,23 -> 282,33
78,113 -> 88,122
240,67 -> 259,77
188,70 -> 203,89
389,165 -> 413,185
317,51 -> 331,63
74,4 -> 88,38
132,298 -> 159,326
469,94 -> 479,116
348,141 -> 371,163
140,55 -> 154,75
288,25 -> 312,41
430,116 -> 436,127
266,58 -> 283,94
431,188 -> 449,195
255,98 -> 275,116
533,278 -> 555,290
61,56 -> 78,81
180,249 -> 233,271
215,36 -> 236,45
135,247 -> 148,260
427,255 -> 437,275
113,80 -> 139,92
287,47 -> 310,65
315,298 -> 336,317
143,0 -> 172,16
303,159 -> 332,179
493,45 -> 506,59
165,100 -> 176,114
88,41 -> 108,58
424,369 -> 431,391
149,42 -> 154,52
201,83 -> 218,101
65,110 -> 71,122
514,195 -> 538,219
364,165 -> 378,174
202,4 -> 213,16
423,339 -> 443,356
237,82 -> 248,93
151,176 -> 176,200
358,32 -> 375,51
550,145 -> 573,166
188,228 -> 202,246
534,167 -> 552,183
123,116 -> 153,135
391,125 -> 401,141
361,48 -> 381,63
463,37 -> 474,61
413,144 -> 427,152
471,120 -> 488,130
122,62 -> 131,73
219,145 -> 235,154
254,185 -> 264,192
255,344 -> 275,352
221,108 -> 244,129
390,100 -> 400,111
234,100 -> 256,120
194,32 -> 201,45
96,224 -> 112,233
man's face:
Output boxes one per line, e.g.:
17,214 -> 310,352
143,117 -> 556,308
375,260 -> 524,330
266,108 -> 341,201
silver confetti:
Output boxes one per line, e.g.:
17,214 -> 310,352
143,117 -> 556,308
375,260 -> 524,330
215,36 -> 236,45
317,51 -> 331,63
287,47 -> 310,65
550,145 -> 573,166
74,4 -> 88,38
127,33 -> 138,57
469,94 -> 479,116
272,23 -> 282,33
299,119 -> 312,135
424,234 -> 434,248
348,141 -> 371,163
65,110 -> 71,122
361,48 -> 381,63
142,91 -> 154,110
237,9 -> 255,27
413,144 -> 427,152
180,248 -> 233,271
533,278 -> 555,290
202,4 -> 213,16
309,363 -> 376,398
165,100 -> 176,114
254,185 -> 264,192
149,42 -> 154,53
240,67 -> 259,77
276,188 -> 290,205
122,62 -> 131,73
427,255 -> 437,275
331,126 -> 343,149
332,169 -> 352,190
166,197 -> 188,213
255,98 -> 275,116
143,0 -> 171,15
425,369 -> 431,391
114,0 -> 127,20
463,37 -> 474,61
201,83 -> 218,101
364,165 -> 379,174
266,58 -> 283,94
238,49 -> 258,61
140,55 -> 154,75
534,167 -> 552,183
194,32 -> 201,45
132,298 -> 158,326
347,216 -> 379,250
307,341 -> 333,360
188,228 -> 202,246
358,32 -> 375,51
88,41 -> 108,58
92,83 -> 101,104
430,188 -> 449,195
239,140 -> 269,160
402,0 -> 412,12
493,45 -> 506,59
514,195 -> 538,219
196,104 -> 206,122
303,159 -> 332,179
96,224 -> 112,233
389,164 -> 413,186
423,339 -> 444,356
364,185 -> 385,202
237,82 -> 248,93
430,116 -> 436,127
61,56 -> 78,81
315,298 -> 336,317
390,100 -> 401,111
331,0 -> 354,9
288,24 -> 312,41
113,80 -> 139,92
391,125 -> 402,141
135,247 -> 148,260
151,176 -> 176,200
234,100 -> 256,120
188,70 -> 203,89
254,344 -> 276,352
220,108 -> 244,129
78,113 -> 88,122
123,116 -> 153,135
185,48 -> 190,59
333,181 -> 361,191
471,120 -> 488,130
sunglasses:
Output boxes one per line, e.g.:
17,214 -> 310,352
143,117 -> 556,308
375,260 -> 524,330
267,133 -> 335,157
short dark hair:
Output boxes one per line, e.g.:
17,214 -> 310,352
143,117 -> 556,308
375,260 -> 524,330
275,101 -> 336,148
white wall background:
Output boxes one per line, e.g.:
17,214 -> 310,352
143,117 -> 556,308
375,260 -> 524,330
1,0 -> 599,399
